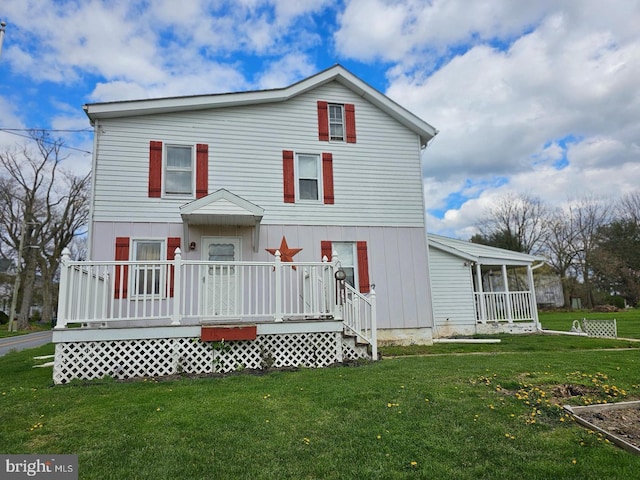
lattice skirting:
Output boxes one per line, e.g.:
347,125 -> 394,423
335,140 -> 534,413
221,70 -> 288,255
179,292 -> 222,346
53,332 -> 371,384
582,319 -> 617,338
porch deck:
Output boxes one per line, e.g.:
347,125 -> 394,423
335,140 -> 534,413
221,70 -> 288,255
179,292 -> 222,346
53,248 -> 377,383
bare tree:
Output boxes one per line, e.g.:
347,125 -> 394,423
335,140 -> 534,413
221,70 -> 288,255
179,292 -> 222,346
0,131 -> 90,330
618,192 -> 640,226
475,192 -> 549,255
568,196 -> 612,308
544,207 -> 580,308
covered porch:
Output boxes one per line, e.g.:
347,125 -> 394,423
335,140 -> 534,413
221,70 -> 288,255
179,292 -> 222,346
428,234 -> 544,337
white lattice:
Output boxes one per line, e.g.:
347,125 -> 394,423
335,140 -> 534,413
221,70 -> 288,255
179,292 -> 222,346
583,319 -> 617,338
342,336 -> 371,361
212,332 -> 342,373
53,331 -> 367,383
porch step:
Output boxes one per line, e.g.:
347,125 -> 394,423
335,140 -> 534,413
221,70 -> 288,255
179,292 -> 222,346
342,334 -> 372,361
343,329 -> 370,346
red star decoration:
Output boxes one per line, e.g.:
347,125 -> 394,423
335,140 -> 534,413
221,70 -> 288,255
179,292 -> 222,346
266,236 -> 303,269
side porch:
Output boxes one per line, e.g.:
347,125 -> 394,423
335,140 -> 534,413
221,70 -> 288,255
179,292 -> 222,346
428,234 -> 543,337
53,248 -> 377,384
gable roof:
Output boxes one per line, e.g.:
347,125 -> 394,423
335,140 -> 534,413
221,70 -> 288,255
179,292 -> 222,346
180,188 -> 264,226
83,65 -> 438,147
428,233 -> 544,266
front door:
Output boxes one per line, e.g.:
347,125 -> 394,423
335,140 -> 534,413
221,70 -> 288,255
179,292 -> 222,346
202,237 -> 241,317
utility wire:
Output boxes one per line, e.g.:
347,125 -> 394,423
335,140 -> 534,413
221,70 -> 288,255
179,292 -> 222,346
0,128 -> 92,154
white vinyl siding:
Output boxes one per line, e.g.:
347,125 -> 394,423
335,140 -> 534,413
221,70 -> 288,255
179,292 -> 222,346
91,81 -> 425,227
429,247 -> 477,327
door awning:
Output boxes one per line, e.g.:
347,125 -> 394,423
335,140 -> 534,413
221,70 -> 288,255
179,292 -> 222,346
180,188 -> 264,226
180,189 -> 264,251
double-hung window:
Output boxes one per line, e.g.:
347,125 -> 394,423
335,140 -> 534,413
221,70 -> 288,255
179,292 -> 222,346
165,145 -> 194,196
329,104 -> 344,141
333,242 -> 357,289
296,153 -> 321,201
133,240 -> 164,296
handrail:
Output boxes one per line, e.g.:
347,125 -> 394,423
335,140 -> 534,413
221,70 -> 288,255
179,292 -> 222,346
342,283 -> 377,360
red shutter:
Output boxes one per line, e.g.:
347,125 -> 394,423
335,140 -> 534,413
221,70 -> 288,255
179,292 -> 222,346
345,103 -> 356,143
321,241 -> 332,261
196,144 -> 208,199
114,237 -> 130,299
283,150 -> 295,203
317,101 -> 329,141
322,152 -> 334,204
149,141 -> 163,197
167,237 -> 181,298
357,241 -> 370,293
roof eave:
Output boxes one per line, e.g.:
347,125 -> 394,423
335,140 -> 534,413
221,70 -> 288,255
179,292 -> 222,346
83,65 -> 438,142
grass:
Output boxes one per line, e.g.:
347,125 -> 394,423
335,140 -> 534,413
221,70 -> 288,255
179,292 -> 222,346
2,334 -> 640,479
539,308 -> 640,338
0,321 -> 51,338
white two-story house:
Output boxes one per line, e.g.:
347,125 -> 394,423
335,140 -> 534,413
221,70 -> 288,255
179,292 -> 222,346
52,65 -> 438,383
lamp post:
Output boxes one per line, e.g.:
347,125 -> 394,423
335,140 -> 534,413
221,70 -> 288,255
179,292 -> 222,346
0,21 -> 6,60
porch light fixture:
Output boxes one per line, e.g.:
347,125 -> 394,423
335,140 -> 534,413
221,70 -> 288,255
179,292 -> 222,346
334,267 -> 347,281
189,241 -> 196,251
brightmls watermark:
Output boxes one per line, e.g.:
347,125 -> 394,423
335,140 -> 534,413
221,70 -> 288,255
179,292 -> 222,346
1,455 -> 77,479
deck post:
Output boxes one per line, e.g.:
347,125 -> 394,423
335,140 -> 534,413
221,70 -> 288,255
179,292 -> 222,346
171,248 -> 182,325
502,264 -> 513,323
370,288 -> 377,360
274,250 -> 283,322
55,248 -> 71,329
527,264 -> 539,328
475,263 -> 487,323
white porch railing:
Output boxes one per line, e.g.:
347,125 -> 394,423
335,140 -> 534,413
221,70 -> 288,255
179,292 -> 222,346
55,248 -> 377,357
474,291 -> 535,323
342,284 -> 377,360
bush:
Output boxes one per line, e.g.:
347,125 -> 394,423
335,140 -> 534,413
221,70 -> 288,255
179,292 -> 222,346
602,295 -> 626,309
0,310 -> 8,325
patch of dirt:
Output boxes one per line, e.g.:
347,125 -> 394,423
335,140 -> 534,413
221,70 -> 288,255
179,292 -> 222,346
577,407 -> 640,450
548,383 -> 601,405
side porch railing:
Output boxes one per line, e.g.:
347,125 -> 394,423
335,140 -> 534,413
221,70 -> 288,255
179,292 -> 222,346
342,283 -> 377,360
474,291 -> 535,323
55,248 -> 377,357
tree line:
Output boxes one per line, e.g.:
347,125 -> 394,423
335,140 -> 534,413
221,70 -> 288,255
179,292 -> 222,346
472,192 -> 640,308
0,131 -> 89,330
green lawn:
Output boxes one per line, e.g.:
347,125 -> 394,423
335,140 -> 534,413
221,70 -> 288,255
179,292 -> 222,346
539,309 -> 640,338
2,336 -> 640,479
0,321 -> 51,338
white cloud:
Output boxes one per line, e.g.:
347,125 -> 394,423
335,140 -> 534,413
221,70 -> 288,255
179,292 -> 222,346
368,1 -> 640,237
255,53 -> 317,89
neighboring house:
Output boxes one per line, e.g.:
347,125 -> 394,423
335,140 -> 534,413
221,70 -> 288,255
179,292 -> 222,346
52,65 -> 438,383
427,234 -> 544,337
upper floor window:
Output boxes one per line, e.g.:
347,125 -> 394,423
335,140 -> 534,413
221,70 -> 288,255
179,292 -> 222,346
283,150 -> 334,204
317,101 -> 357,143
297,153 -> 321,201
329,104 -> 344,141
165,145 -> 193,195
148,141 -> 209,199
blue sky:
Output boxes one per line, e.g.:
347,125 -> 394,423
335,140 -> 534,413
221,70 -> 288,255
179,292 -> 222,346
1,0 -> 639,238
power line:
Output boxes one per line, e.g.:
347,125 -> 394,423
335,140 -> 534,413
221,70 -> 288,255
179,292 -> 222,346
0,128 -> 92,155
0,127 -> 93,133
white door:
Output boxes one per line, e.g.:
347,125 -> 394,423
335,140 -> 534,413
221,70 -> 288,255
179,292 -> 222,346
202,237 -> 240,316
